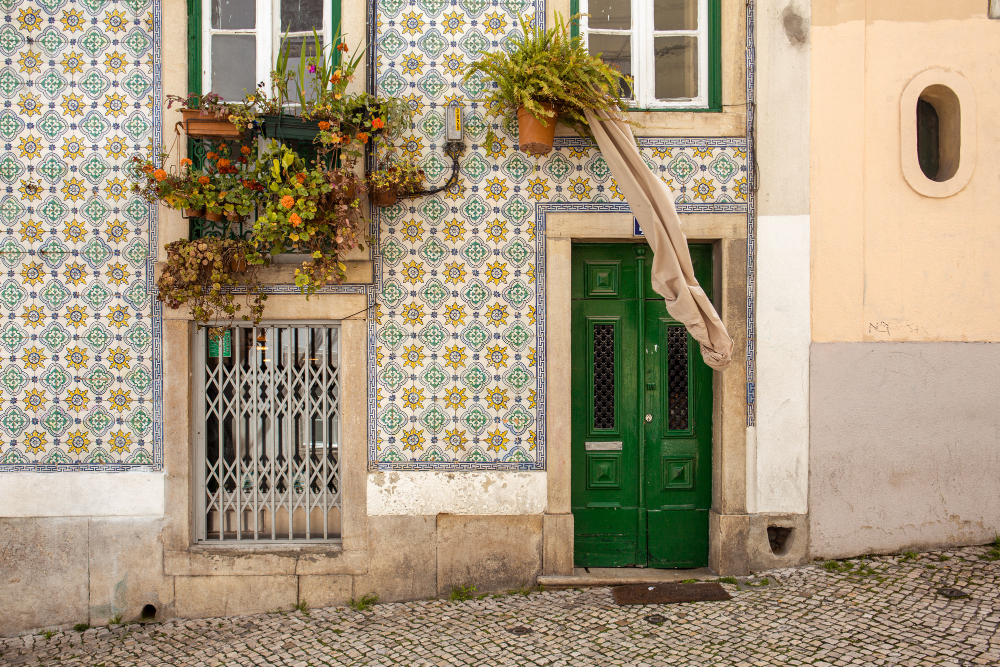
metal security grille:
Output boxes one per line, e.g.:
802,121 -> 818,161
195,325 -> 342,542
593,324 -> 615,429
667,326 -> 689,430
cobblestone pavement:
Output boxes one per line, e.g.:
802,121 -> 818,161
2,545 -> 999,667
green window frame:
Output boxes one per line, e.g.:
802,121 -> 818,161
570,0 -> 722,112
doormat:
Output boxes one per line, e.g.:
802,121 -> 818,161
612,582 -> 732,605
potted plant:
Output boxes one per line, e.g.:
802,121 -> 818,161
367,155 -> 425,207
168,92 -> 244,140
463,14 -> 634,156
157,236 -> 267,337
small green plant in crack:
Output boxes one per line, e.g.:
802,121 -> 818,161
108,613 -> 123,626
41,629 -> 56,640
508,584 -> 545,596
982,534 -> 1000,561
900,549 -> 919,562
823,560 -> 855,574
348,593 -> 379,612
449,585 -> 479,601
73,623 -> 90,632
716,576 -> 738,585
680,579 -> 699,584
294,600 -> 310,615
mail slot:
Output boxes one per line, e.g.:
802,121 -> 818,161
585,441 -> 623,451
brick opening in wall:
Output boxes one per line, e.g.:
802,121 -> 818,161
767,526 -> 793,556
141,604 -> 157,621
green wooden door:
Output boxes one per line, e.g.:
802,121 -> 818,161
571,243 -> 714,568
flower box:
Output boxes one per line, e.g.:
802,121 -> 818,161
180,109 -> 242,140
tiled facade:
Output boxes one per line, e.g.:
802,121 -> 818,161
1,0 -> 747,473
1,0 -> 161,471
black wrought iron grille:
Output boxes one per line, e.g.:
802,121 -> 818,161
593,324 -> 615,430
199,325 -> 342,541
667,326 -> 689,430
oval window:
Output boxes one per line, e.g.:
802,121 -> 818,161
916,85 -> 960,182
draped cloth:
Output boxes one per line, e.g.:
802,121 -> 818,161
585,108 -> 734,370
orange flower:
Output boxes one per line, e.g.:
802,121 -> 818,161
371,117 -> 385,130
240,145 -> 252,155
280,195 -> 295,209
198,176 -> 210,186
340,135 -> 350,144
141,164 -> 154,174
295,173 -> 306,184
217,158 -> 231,169
180,158 -> 192,167
289,213 -> 302,227
318,121 -> 331,131
337,42 -> 349,52
206,151 -> 218,160
330,73 -> 341,84
153,169 -> 167,181
357,132 -> 369,144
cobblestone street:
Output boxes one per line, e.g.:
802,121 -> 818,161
2,545 -> 998,667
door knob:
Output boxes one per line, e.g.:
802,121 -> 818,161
645,414 -> 653,422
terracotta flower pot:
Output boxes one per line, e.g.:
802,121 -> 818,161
204,210 -> 224,222
184,207 -> 206,218
332,172 -> 357,199
226,212 -> 246,223
230,256 -> 248,274
371,189 -> 398,208
517,103 -> 557,156
180,109 -> 242,140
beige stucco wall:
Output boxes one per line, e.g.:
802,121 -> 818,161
811,0 -> 1000,342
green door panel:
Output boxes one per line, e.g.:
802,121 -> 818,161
572,243 -> 714,569
573,508 -> 640,567
646,509 -> 710,568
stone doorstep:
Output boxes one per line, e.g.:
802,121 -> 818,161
537,567 -> 717,589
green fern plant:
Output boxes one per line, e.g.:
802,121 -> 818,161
463,13 -> 634,140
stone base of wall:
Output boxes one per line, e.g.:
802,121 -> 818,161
0,513 -> 559,637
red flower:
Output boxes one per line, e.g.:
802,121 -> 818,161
371,117 -> 385,130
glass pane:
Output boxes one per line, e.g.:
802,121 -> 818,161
593,324 -> 615,430
588,0 -> 630,30
281,0 -> 324,33
281,34 -> 324,104
654,0 -> 698,31
211,0 -> 255,30
654,36 -> 697,100
211,34 -> 256,101
588,33 -> 633,99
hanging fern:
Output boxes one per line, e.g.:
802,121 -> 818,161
464,13 -> 635,139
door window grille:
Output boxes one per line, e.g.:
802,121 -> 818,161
593,324 -> 616,429
667,326 -> 689,430
196,325 -> 342,542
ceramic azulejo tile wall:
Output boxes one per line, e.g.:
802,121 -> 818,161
368,0 -> 747,469
0,0 -> 161,471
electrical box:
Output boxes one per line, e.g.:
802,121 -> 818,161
446,101 -> 464,143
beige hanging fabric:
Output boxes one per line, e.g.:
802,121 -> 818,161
585,108 -> 734,370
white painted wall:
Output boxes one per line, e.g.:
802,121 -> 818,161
367,471 -> 547,516
0,473 -> 165,517
754,215 -> 810,514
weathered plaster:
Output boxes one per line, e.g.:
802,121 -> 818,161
366,472 -> 547,516
809,342 -> 1000,559
0,473 -> 165,517
754,215 -> 810,514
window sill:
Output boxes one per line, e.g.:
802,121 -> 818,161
164,543 -> 369,577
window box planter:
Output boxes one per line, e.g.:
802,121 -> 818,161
261,114 -> 323,142
181,109 -> 242,140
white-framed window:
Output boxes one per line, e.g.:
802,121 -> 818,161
202,0 -> 333,103
580,0 -> 710,109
